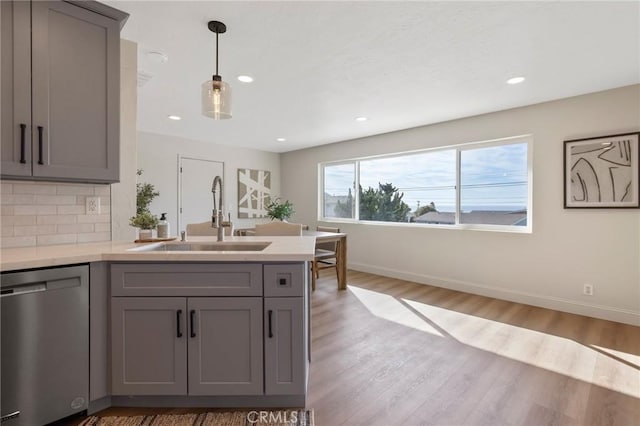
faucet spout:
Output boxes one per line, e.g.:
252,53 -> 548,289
211,176 -> 226,241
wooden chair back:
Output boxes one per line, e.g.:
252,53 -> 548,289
316,226 -> 340,251
254,222 -> 303,236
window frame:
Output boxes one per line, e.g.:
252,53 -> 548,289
318,135 -> 533,233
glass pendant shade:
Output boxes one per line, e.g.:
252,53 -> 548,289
201,78 -> 232,119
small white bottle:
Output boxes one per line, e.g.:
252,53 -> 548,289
157,212 -> 170,238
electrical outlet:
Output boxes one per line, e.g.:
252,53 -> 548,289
86,197 -> 100,215
583,284 -> 594,296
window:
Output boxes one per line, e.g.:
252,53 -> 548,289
359,150 -> 456,223
320,136 -> 531,231
322,163 -> 355,219
460,143 -> 528,226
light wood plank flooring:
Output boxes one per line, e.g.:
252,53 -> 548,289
81,270 -> 640,426
308,270 -> 639,425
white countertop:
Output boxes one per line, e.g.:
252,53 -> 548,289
0,236 -> 316,272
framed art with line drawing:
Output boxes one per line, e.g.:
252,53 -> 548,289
564,132 -> 639,208
237,168 -> 271,218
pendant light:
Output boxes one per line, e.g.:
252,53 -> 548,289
201,20 -> 232,119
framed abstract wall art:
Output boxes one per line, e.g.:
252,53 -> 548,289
237,168 -> 271,218
564,132 -> 639,208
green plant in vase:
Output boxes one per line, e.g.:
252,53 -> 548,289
129,169 -> 159,238
266,197 -> 295,221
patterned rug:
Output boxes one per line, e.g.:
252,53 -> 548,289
79,410 -> 313,426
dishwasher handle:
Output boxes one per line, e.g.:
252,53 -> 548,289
1,411 -> 20,422
0,282 -> 46,297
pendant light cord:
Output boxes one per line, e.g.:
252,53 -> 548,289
215,31 -> 219,77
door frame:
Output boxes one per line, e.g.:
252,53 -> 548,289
177,155 -> 224,233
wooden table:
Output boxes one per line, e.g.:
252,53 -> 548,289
235,228 -> 347,290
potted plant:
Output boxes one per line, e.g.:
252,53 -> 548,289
130,169 -> 159,239
266,197 -> 295,221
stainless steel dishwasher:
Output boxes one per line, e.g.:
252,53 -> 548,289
1,265 -> 89,426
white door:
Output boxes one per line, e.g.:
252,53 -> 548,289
179,157 -> 224,232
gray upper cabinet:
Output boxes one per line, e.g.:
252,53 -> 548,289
1,1 -> 31,177
1,0 -> 127,183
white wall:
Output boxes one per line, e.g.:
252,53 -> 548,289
111,39 -> 137,241
137,131 -> 281,234
281,85 -> 640,325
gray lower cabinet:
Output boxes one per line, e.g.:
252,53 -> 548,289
264,298 -> 305,395
1,0 -> 127,183
89,262 -> 110,403
111,297 -> 188,395
109,262 -> 307,401
111,296 -> 263,396
188,297 -> 263,395
264,263 -> 308,395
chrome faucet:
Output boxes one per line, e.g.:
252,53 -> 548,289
211,176 -> 232,241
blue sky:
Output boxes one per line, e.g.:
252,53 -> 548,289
324,143 -> 528,212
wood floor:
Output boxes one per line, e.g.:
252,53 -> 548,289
83,270 -> 640,426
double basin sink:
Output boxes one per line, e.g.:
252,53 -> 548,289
130,241 -> 272,252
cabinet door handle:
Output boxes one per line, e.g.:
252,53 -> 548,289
190,310 -> 196,338
268,310 -> 273,338
19,124 -> 26,164
176,309 -> 183,338
37,126 -> 44,165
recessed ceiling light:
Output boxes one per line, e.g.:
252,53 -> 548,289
506,76 -> 525,85
276,138 -> 286,142
167,115 -> 182,121
355,116 -> 368,122
238,75 -> 254,83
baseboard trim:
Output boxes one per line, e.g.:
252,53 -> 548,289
348,262 -> 640,326
88,396 -> 112,415
111,395 -> 305,408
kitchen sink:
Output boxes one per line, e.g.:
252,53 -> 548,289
131,242 -> 272,252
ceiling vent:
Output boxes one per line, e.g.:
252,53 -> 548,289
137,71 -> 154,87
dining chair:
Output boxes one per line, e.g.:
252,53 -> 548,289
311,226 -> 340,291
254,221 -> 303,236
186,221 -> 234,237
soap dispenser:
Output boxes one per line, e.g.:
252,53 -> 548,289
157,213 -> 170,238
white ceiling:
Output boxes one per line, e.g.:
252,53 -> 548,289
106,1 -> 640,153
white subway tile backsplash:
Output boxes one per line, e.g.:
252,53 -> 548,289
57,205 -> 85,215
94,186 -> 111,196
13,226 -> 38,236
3,215 -> 37,226
1,236 -> 36,248
36,225 -> 58,235
3,194 -> 36,205
57,223 -> 95,234
1,183 -> 13,194
77,214 -> 110,224
37,215 -> 77,225
14,205 -> 57,215
35,195 -> 77,205
13,183 -> 57,195
1,180 -> 111,248
37,233 -> 77,246
56,184 -> 95,195
95,222 -> 111,233
77,232 -> 110,243
13,225 -> 57,236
